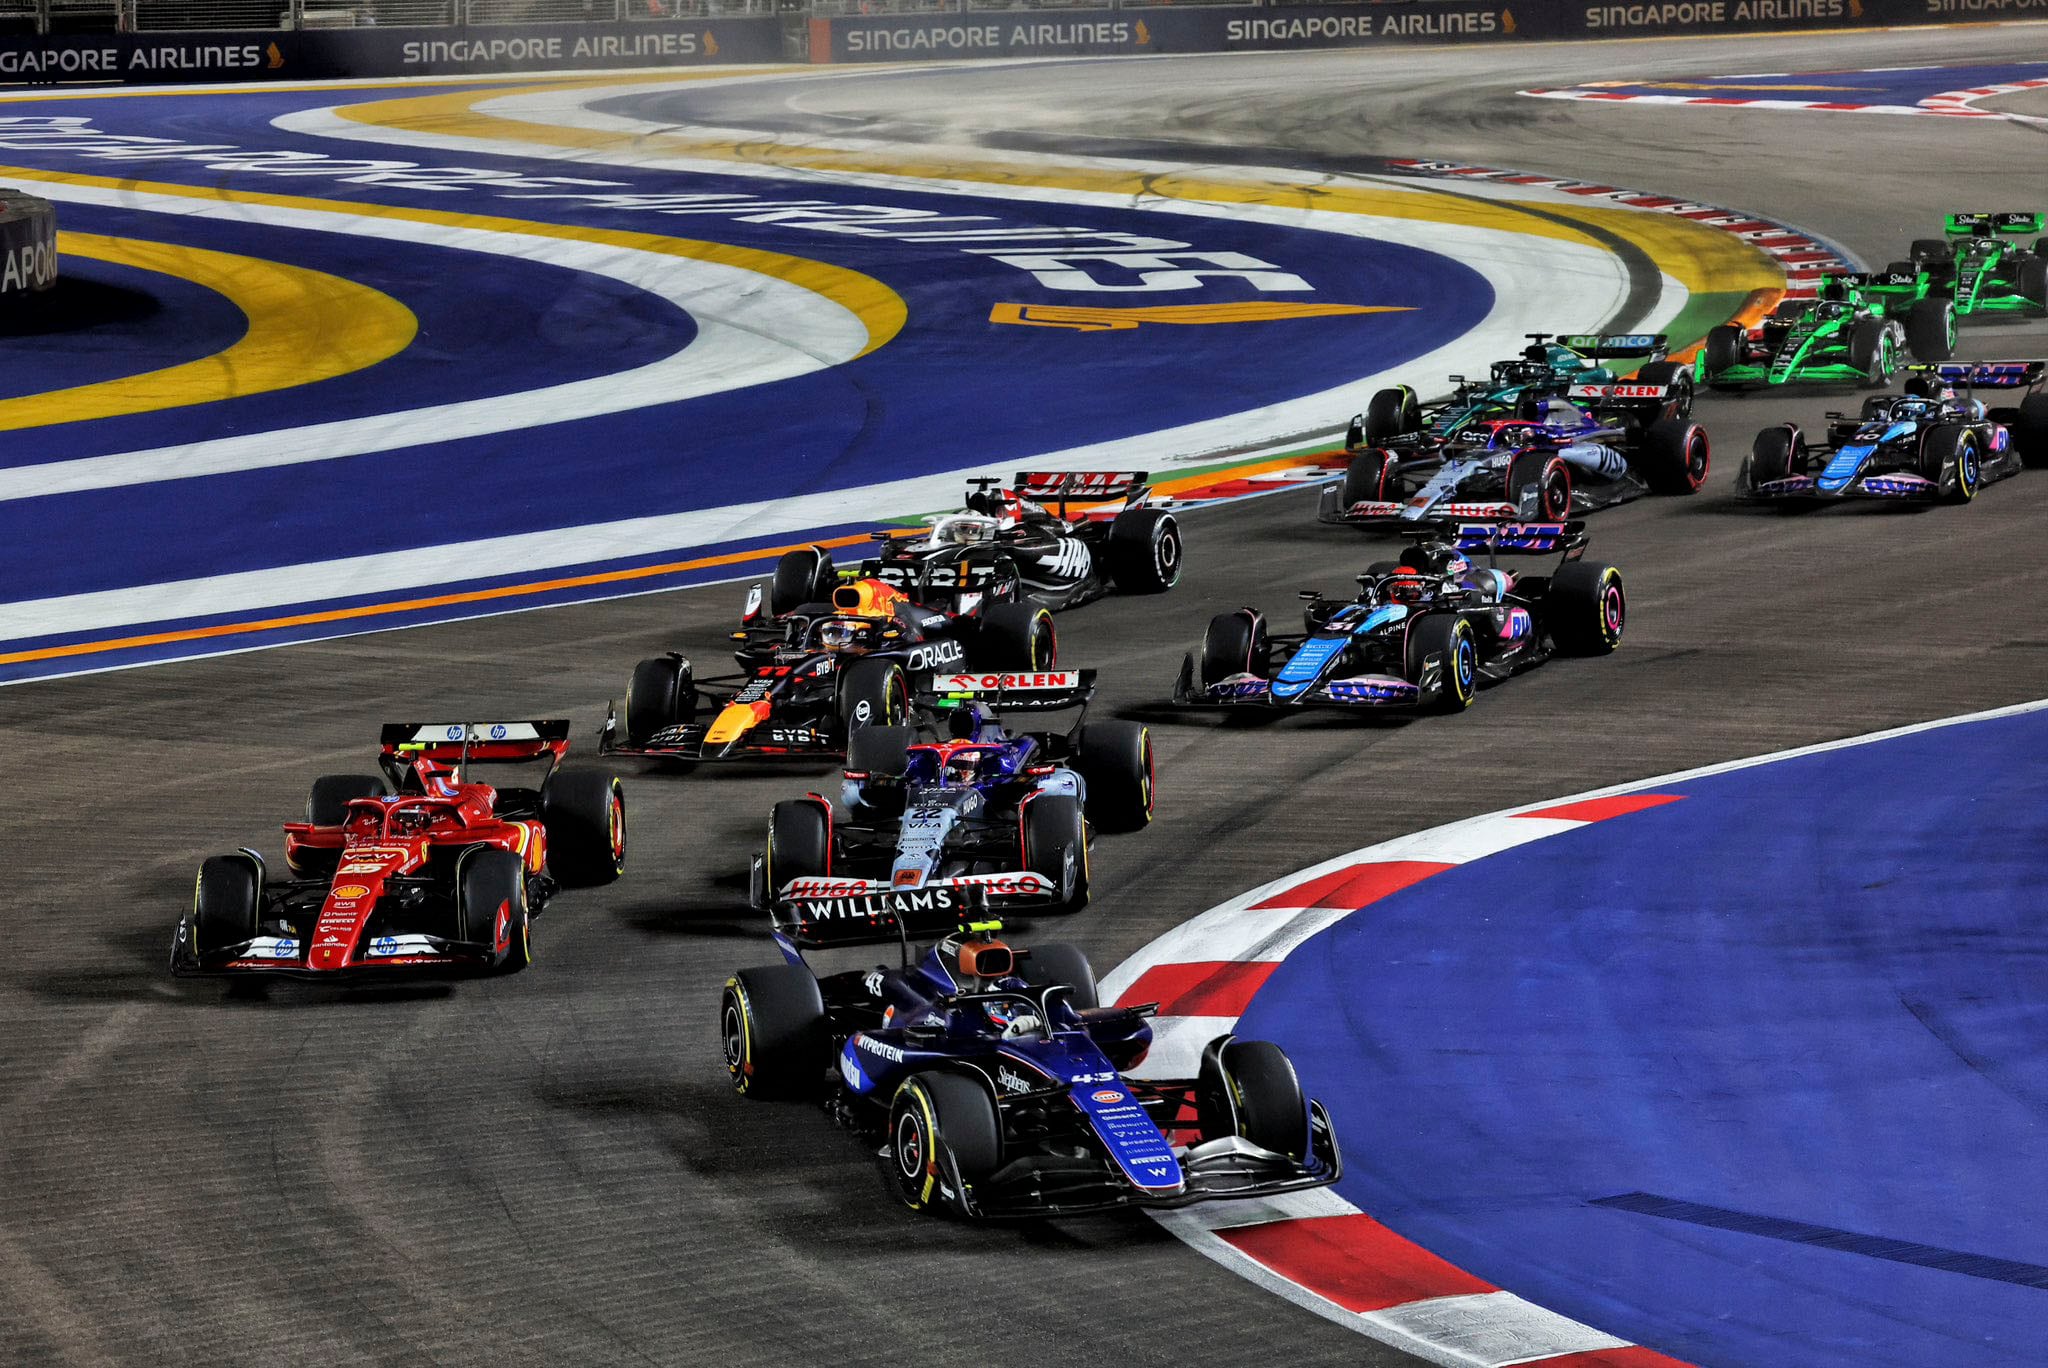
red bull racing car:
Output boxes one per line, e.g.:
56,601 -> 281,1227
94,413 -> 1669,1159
602,574 -> 1056,764
171,722 -> 625,982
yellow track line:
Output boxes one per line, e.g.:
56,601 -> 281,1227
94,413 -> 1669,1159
0,163 -> 907,359
8,230 -> 416,431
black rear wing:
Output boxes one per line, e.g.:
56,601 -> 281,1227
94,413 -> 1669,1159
1410,520 -> 1590,557
921,668 -> 1097,713
1012,470 -> 1151,515
771,885 -> 989,950
1907,360 -> 2047,392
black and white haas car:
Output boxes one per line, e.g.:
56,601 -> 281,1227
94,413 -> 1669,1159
769,472 -> 1182,622
1174,522 -> 1624,715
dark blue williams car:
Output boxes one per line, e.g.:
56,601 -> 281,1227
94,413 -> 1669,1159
719,897 -> 1340,1219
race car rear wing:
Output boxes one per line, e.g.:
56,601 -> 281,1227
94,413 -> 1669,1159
1945,212 -> 2044,236
1548,332 -> 1670,361
1011,470 -> 1151,515
770,884 -> 991,952
378,721 -> 572,785
1906,360 -> 2047,391
379,721 -> 571,761
922,669 -> 1097,713
1411,520 -> 1591,559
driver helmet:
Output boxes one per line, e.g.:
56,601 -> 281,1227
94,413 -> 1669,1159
1487,422 -> 1540,450
1402,544 -> 1470,577
932,515 -> 996,547
939,748 -> 985,787
814,616 -> 873,653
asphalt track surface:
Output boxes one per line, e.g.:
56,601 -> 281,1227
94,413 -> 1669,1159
8,25 -> 2048,1367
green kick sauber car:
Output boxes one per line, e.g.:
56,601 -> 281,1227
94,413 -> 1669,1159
1701,277 -> 1910,391
1907,212 -> 2048,317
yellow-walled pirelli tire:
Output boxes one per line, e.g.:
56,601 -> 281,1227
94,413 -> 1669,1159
1074,720 -> 1154,833
190,854 -> 261,958
458,847 -> 531,976
625,656 -> 693,748
1549,562 -> 1627,657
541,771 -> 626,887
1406,614 -> 1478,713
721,965 -> 827,1100
886,1072 -> 1002,1215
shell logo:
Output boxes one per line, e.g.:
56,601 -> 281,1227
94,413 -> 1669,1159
330,884 -> 371,900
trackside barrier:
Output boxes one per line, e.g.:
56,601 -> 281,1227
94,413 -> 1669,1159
810,0 -> 2044,63
0,0 -> 2035,82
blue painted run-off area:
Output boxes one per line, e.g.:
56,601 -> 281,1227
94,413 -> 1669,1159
0,84 -> 1490,669
1240,705 -> 2048,1368
1543,60 -> 2048,106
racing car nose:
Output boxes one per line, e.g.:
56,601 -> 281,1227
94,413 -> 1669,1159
706,701 -> 771,747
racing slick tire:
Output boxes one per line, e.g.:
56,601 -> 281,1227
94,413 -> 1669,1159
1200,610 -> 1271,688
457,847 -> 531,975
1548,561 -> 1627,656
1702,324 -> 1746,389
765,798 -> 833,892
541,769 -> 626,888
1339,449 -> 1398,515
722,964 -> 828,1100
971,603 -> 1056,672
1634,360 -> 1694,419
1106,507 -> 1183,595
1849,318 -> 1899,388
307,774 -> 385,826
838,657 -> 911,730
1919,423 -> 1982,505
188,854 -> 261,958
1022,793 -> 1089,912
2016,393 -> 2048,467
1197,1036 -> 1310,1162
1639,418 -> 1711,495
889,1072 -> 1001,1214
2020,257 -> 2048,310
624,656 -> 694,748
846,723 -> 916,780
1505,451 -> 1573,519
1747,426 -> 1806,489
294,775 -> 384,876
1910,238 -> 1952,265
1361,386 -> 1421,445
1073,721 -> 1155,833
1404,614 -> 1477,713
1905,297 -> 1957,362
1018,942 -> 1098,1011
771,546 -> 836,616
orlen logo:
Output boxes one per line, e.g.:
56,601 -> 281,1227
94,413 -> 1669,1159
932,672 -> 1078,691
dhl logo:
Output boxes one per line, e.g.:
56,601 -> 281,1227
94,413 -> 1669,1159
989,302 -> 1411,333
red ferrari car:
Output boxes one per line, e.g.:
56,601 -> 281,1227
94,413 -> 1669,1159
171,721 -> 624,981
